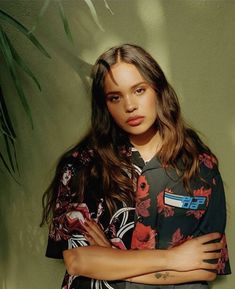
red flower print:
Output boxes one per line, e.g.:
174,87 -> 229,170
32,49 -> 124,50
186,210 -> 205,219
199,153 -> 217,169
193,187 -> 211,199
169,228 -> 193,248
170,228 -> 184,247
194,186 -> 211,205
185,187 -> 211,219
131,222 -> 156,249
136,175 -> 150,200
217,260 -> 225,274
136,198 -> 151,217
157,190 -> 174,217
220,234 -> 229,262
216,234 -> 230,273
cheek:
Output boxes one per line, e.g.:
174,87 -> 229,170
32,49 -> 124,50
107,105 -> 123,123
144,95 -> 157,114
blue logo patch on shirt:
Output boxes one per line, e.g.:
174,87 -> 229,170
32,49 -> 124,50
164,192 -> 206,210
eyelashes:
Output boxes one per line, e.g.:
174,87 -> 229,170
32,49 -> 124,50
106,86 -> 147,103
135,87 -> 146,95
106,95 -> 120,102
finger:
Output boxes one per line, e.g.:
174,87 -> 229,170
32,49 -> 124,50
84,225 -> 104,246
84,221 -> 111,247
201,261 -> 219,270
85,220 -> 104,235
85,220 -> 111,246
196,232 -> 221,244
203,242 -> 223,252
84,233 -> 96,246
84,221 -> 104,239
203,251 -> 222,260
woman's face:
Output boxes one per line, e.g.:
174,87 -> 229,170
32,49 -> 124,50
104,62 -> 158,141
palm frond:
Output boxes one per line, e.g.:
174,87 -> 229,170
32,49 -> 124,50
0,28 -> 33,128
57,0 -> 73,43
0,86 -> 16,140
6,34 -> 41,91
3,134 -> 15,172
0,9 -> 51,58
103,0 -> 114,15
84,0 -> 105,32
0,151 -> 20,184
30,0 -> 52,33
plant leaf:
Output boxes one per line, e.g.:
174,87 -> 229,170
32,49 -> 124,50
57,0 -> 73,43
0,124 -> 14,140
0,151 -> 20,184
0,9 -> 51,58
84,0 -> 105,32
0,86 -> 16,139
0,28 -> 34,128
5,34 -> 41,91
9,135 -> 19,174
0,89 -> 19,174
3,133 -> 15,172
0,117 -> 15,140
5,133 -> 19,174
30,0 -> 52,33
103,0 -> 114,15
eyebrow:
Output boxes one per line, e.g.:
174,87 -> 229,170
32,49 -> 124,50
105,81 -> 148,96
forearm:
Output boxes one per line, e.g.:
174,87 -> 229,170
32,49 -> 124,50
63,246 -> 169,279
63,233 -> 222,279
128,270 -> 217,285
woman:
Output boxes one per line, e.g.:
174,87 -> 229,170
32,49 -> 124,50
41,44 -> 230,289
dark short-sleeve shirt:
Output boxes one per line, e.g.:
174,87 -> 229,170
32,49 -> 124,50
46,148 -> 135,289
46,146 -> 231,289
130,148 -> 231,276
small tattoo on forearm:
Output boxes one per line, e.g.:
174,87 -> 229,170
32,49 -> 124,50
155,272 -> 173,280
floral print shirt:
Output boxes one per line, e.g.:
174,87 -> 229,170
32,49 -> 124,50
46,145 -> 231,289
130,147 -> 231,276
46,147 -> 135,289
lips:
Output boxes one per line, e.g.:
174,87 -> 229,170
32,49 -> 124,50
126,116 -> 144,126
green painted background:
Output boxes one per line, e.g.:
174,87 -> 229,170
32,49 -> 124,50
0,0 -> 234,288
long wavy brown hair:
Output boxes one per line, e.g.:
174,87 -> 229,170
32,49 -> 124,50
41,44 -> 216,226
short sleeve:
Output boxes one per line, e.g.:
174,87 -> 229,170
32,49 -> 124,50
195,169 -> 231,275
45,157 -> 90,259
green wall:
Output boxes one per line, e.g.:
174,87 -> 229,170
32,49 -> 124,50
0,0 -> 234,288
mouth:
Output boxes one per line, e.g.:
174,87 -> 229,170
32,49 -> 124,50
126,116 -> 144,126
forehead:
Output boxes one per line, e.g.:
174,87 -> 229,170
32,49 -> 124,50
104,62 -> 146,92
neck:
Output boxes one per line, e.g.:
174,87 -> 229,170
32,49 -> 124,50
129,127 -> 162,162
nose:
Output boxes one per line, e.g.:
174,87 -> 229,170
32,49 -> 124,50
124,95 -> 137,112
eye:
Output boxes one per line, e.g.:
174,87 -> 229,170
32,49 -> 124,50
106,95 -> 120,103
135,87 -> 145,95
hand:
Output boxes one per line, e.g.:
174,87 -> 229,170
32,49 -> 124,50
168,232 -> 223,271
83,219 -> 112,248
